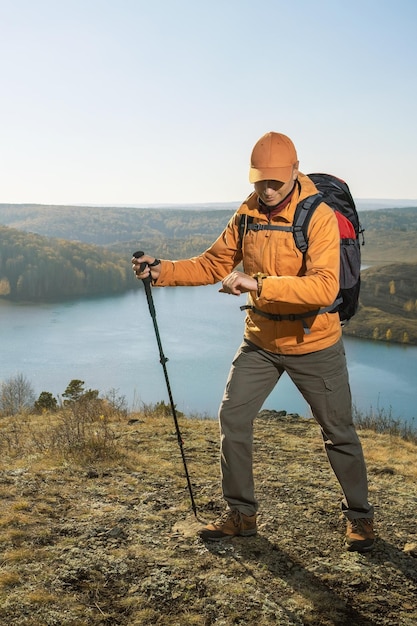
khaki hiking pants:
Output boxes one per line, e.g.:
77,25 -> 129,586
218,338 -> 374,521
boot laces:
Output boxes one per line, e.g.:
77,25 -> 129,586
350,518 -> 373,532
215,509 -> 242,528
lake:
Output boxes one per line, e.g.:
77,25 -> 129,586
1,285 -> 416,425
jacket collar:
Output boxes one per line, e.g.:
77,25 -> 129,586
237,173 -> 319,221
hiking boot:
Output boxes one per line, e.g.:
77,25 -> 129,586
199,509 -> 257,541
346,518 -> 375,552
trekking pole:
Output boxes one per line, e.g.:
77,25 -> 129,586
133,251 -> 198,518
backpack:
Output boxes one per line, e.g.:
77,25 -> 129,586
239,173 -> 364,323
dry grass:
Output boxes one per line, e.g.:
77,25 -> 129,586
359,430 -> 417,480
0,406 -> 416,625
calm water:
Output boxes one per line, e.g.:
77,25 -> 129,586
1,285 -> 416,425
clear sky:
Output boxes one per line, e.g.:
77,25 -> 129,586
1,0 -> 416,205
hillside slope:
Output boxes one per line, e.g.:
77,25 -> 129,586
0,410 -> 416,625
343,262 -> 417,344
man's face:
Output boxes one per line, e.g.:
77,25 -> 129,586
254,164 -> 298,206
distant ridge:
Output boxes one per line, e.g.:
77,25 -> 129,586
355,199 -> 417,210
71,199 -> 417,211
1,199 -> 417,211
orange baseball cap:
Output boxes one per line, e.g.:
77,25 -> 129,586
249,132 -> 298,183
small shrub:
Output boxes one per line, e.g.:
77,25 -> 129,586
34,391 -> 58,413
0,373 -> 35,416
62,379 -> 104,422
142,400 -> 183,419
353,404 -> 417,443
103,387 -> 128,417
46,408 -> 122,464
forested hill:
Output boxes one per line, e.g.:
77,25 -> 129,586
343,262 -> 417,345
0,201 -> 416,254
0,226 -> 136,301
0,203 -> 236,245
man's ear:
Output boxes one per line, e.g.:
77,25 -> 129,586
292,161 -> 300,180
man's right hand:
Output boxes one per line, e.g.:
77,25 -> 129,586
132,254 -> 161,282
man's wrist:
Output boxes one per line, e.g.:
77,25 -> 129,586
253,272 -> 268,297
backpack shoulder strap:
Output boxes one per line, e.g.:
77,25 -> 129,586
292,193 -> 323,253
238,213 -> 254,245
238,192 -> 323,251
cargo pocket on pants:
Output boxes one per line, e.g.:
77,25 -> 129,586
322,372 -> 352,423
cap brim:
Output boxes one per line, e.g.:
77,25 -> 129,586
249,165 -> 294,184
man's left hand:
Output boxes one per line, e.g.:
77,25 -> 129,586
219,271 -> 257,296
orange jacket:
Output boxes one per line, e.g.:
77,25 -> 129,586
155,173 -> 342,354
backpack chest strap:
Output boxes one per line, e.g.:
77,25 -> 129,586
245,223 -> 293,233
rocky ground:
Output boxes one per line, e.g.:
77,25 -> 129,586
0,410 -> 416,625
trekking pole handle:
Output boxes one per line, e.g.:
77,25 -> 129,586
132,250 -> 152,285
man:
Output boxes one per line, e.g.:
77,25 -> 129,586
132,131 -> 375,552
